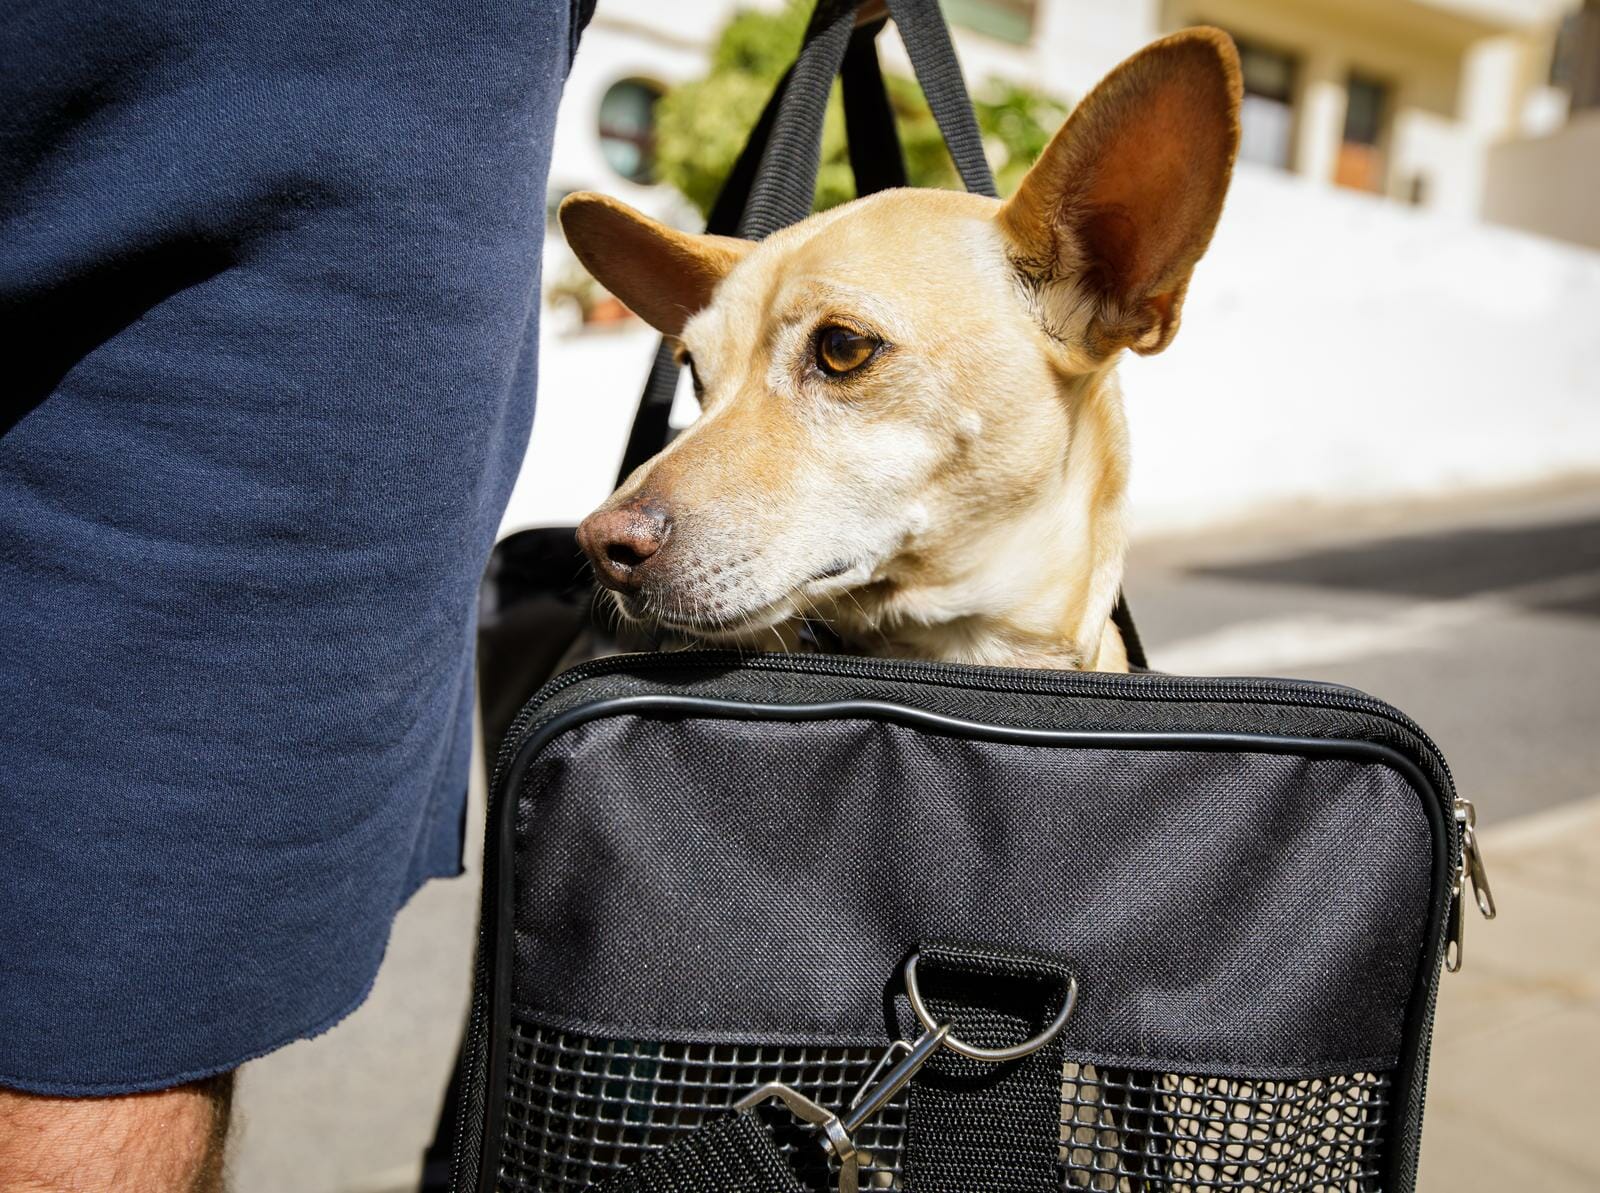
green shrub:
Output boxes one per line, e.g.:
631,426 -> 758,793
653,2 -> 1070,216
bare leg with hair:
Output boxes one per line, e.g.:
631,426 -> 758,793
0,1074 -> 233,1193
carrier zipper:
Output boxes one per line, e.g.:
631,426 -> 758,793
449,925 -> 492,1192
491,650 -> 1460,801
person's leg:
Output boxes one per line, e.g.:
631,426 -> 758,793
0,1075 -> 233,1193
1,8 -> 577,1188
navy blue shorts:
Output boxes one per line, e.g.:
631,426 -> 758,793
0,1 -> 578,1094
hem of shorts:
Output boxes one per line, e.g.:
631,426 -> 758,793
0,859 -> 464,1098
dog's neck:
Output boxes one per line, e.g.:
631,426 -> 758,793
826,364 -> 1131,671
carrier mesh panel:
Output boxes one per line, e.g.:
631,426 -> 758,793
496,1016 -> 1390,1192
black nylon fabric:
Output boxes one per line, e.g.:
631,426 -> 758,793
510,713 -> 1431,1075
903,943 -> 1072,1193
588,1111 -> 806,1193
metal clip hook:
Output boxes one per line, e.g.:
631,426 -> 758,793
737,1023 -> 949,1193
735,950 -> 1077,1192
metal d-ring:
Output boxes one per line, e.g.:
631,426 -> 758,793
903,951 -> 1078,1063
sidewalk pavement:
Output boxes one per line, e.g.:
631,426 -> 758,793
1416,795 -> 1600,1192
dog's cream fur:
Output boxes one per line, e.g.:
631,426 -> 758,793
563,29 -> 1242,671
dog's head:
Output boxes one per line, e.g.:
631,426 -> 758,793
563,29 -> 1239,658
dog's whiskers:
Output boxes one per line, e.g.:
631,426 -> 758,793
794,591 -> 838,653
835,586 -> 890,653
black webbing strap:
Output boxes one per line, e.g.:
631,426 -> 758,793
589,1111 -> 808,1193
1112,591 -> 1148,670
743,0 -> 997,232
902,942 -> 1074,1193
740,0 -> 860,239
841,20 -> 907,193
706,67 -> 798,237
884,0 -> 996,196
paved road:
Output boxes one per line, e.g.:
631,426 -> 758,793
1126,480 -> 1600,827
229,480 -> 1600,1192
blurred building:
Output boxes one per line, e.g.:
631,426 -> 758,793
551,0 -> 1599,240
506,0 -> 1600,539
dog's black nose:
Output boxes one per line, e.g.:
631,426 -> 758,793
577,500 -> 671,592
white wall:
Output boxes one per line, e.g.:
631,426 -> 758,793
1120,164 -> 1600,534
1484,108 -> 1600,249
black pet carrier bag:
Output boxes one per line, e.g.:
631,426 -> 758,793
451,5 -> 1492,1191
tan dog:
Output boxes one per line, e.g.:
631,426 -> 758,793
563,29 -> 1241,671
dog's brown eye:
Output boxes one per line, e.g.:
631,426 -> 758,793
815,326 -> 877,376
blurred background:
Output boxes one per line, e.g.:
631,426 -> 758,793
229,2 -> 1599,1190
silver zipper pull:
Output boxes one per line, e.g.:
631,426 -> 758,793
1446,798 -> 1495,973
1446,876 -> 1465,973
1457,798 -> 1496,920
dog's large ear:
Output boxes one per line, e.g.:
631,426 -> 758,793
559,193 -> 752,336
999,27 -> 1240,357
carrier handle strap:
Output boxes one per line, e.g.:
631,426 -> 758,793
900,941 -> 1076,1193
737,0 -> 860,239
740,0 -> 995,235
883,0 -> 996,196
1113,591 -> 1147,670
842,16 -> 907,193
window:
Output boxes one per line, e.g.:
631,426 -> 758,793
598,78 -> 663,185
1550,10 -> 1582,90
942,0 -> 1036,45
1335,72 -> 1390,194
1232,37 -> 1298,171
1550,3 -> 1600,113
